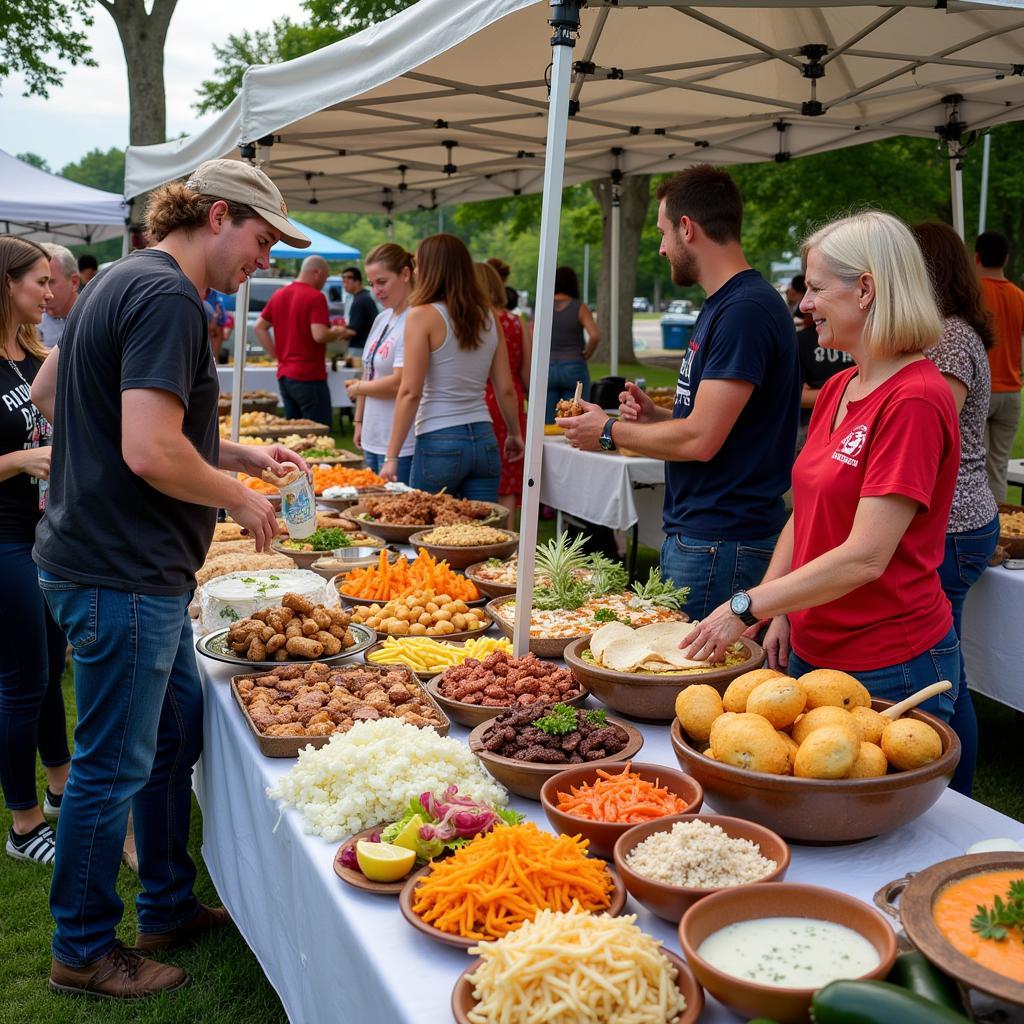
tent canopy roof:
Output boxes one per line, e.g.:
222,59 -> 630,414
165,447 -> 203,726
0,149 -> 128,245
271,218 -> 359,259
125,0 -> 1024,215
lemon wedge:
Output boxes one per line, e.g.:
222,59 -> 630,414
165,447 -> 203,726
356,840 -> 416,882
390,814 -> 425,854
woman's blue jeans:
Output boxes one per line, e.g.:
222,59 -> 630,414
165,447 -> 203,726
788,626 -> 961,723
411,423 -> 501,501
936,513 -> 999,796
0,542 -> 69,811
38,572 -> 202,967
362,449 -> 412,485
546,359 -> 590,423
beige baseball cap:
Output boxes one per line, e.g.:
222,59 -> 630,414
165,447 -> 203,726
184,159 -> 311,248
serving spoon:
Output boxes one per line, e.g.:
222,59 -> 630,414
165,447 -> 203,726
879,680 -> 952,720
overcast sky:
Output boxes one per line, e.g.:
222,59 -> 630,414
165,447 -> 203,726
0,0 -> 289,171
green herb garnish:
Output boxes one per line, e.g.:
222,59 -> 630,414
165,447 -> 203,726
593,607 -> 623,625
584,709 -> 607,727
301,447 -> 337,459
283,527 -> 353,552
971,879 -> 1024,943
486,557 -> 504,567
534,703 -> 579,735
630,567 -> 690,611
532,533 -> 594,611
587,552 -> 628,597
219,607 -> 240,622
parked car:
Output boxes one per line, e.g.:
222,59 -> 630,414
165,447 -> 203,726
632,296 -> 652,312
665,299 -> 695,315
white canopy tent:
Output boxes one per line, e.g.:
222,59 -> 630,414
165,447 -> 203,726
0,149 -> 128,246
125,0 -> 1024,653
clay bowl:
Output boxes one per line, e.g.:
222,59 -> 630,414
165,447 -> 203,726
670,700 -> 960,843
427,673 -> 589,729
451,946 -> 704,1024
485,595 -> 587,658
309,547 -> 395,581
540,762 -> 704,861
333,825 -> 410,896
463,560 -> 517,599
346,504 -> 506,544
563,636 -> 766,722
338,588 -> 487,610
897,851 -> 1024,1006
613,813 -> 789,922
467,714 -> 644,800
407,529 -> 519,570
678,883 -> 898,1024
399,861 -> 627,951
270,538 -> 383,570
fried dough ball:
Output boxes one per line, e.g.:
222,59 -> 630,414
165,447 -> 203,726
722,668 -> 783,713
675,684 -> 724,743
850,706 -> 888,745
776,729 -> 800,774
711,714 -> 789,775
708,711 -> 739,751
746,678 -> 806,729
880,718 -> 942,771
846,742 -> 889,779
794,725 -> 859,779
798,669 -> 871,711
791,705 -> 862,746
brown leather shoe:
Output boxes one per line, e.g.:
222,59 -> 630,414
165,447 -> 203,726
134,905 -> 232,952
49,943 -> 187,999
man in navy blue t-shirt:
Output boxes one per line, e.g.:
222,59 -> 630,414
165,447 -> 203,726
560,166 -> 800,620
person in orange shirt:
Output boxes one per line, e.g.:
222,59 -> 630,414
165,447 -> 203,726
975,231 -> 1024,500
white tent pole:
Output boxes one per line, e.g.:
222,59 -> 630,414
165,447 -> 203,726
948,142 -> 965,241
610,179 -> 621,378
582,242 -> 590,306
230,276 -> 250,445
978,133 -> 991,234
512,0 -> 582,658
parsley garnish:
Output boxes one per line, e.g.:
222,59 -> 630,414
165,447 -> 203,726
534,703 -> 578,735
970,878 -> 1024,943
593,608 -> 623,624
219,607 -> 240,621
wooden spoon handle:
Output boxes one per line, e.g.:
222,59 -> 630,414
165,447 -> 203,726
573,380 -> 583,404
880,680 -> 952,720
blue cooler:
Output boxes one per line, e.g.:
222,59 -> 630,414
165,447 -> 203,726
661,316 -> 694,349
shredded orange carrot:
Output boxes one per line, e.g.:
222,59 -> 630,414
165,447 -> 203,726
554,762 -> 690,824
339,548 -> 479,602
310,465 -> 385,493
409,823 -> 612,940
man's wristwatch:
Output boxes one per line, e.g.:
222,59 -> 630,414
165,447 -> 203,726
599,419 -> 617,451
729,590 -> 759,627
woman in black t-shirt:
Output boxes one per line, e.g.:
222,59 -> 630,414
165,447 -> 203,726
0,236 -> 70,865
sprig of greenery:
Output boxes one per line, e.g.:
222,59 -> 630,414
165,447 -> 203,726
534,703 -> 579,735
587,552 -> 628,597
593,607 -> 625,624
630,567 -> 690,611
584,709 -> 607,727
533,534 -> 592,611
970,879 -> 1024,943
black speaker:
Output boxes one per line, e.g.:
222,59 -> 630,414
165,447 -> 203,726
588,376 -> 626,411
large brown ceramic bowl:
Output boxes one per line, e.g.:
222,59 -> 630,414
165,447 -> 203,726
613,813 -> 789,922
463,560 -> 517,599
426,673 -> 588,729
271,535 -> 383,570
484,595 -> 585,658
563,636 -> 766,721
407,529 -> 519,570
467,715 -> 644,800
347,502 -> 508,544
451,946 -> 704,1024
678,883 -> 898,1024
540,762 -> 703,860
399,861 -> 627,950
670,701 -> 959,843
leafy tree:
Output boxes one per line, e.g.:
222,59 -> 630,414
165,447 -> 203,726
0,0 -> 95,98
61,147 -> 126,196
16,152 -> 51,173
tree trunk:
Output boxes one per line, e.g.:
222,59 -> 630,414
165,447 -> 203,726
589,174 -> 651,369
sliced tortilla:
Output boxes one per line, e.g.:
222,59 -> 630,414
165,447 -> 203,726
590,621 -> 636,662
633,620 -> 696,646
601,637 -> 658,673
648,635 -> 711,670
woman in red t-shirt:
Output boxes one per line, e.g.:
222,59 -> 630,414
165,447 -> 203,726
682,212 -> 961,721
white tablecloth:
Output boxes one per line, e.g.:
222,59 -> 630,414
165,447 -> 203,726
962,564 -> 1024,712
540,437 -> 666,549
194,642 -> 1024,1024
216,365 -> 358,409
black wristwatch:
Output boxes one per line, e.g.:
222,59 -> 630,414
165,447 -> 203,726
729,590 -> 759,627
599,419 -> 617,451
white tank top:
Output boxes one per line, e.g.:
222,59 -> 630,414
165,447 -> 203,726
415,302 -> 497,436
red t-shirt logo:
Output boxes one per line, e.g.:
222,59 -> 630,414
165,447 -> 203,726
832,423 -> 868,467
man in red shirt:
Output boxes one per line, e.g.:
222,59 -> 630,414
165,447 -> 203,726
975,231 -> 1024,500
254,256 -> 344,426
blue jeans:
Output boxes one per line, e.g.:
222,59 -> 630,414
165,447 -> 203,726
411,423 -> 501,501
788,626 -> 960,723
660,532 -> 779,621
0,543 -> 69,811
38,573 -> 203,967
546,359 -> 590,423
937,514 -> 999,795
278,376 -> 332,428
362,449 -> 412,485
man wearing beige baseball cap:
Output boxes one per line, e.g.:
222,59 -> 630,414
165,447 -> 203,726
29,161 -> 310,1000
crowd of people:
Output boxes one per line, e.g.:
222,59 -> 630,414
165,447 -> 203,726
1,154 -> 1022,1000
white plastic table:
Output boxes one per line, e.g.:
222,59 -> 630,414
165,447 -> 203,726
962,563 -> 1024,713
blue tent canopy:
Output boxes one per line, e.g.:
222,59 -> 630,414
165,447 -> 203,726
272,218 -> 359,260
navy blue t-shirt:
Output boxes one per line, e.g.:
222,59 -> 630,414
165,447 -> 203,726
35,249 -> 219,595
662,269 -> 800,540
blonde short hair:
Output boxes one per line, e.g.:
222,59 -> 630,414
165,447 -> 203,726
802,211 -> 941,357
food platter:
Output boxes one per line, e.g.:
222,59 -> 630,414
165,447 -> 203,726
196,622 -> 376,669
463,560 -> 517,598
367,618 -> 493,644
424,673 -> 589,729
333,826 -> 409,895
339,587 -> 486,610
407,529 -> 519,570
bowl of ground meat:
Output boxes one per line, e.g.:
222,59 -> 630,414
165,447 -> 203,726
467,702 -> 643,800
427,652 -> 588,728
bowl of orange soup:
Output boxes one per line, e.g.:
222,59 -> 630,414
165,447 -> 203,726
899,852 -> 1024,1006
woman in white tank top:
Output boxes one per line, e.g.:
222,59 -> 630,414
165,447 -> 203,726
382,234 -> 524,502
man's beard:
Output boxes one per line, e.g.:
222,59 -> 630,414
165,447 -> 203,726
669,246 -> 698,287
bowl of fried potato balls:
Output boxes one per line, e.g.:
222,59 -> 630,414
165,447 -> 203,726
346,589 -> 492,640
670,668 -> 960,843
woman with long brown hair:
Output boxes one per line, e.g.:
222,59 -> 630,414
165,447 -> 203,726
0,236 -> 69,864
912,220 -> 999,797
382,234 -> 524,499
